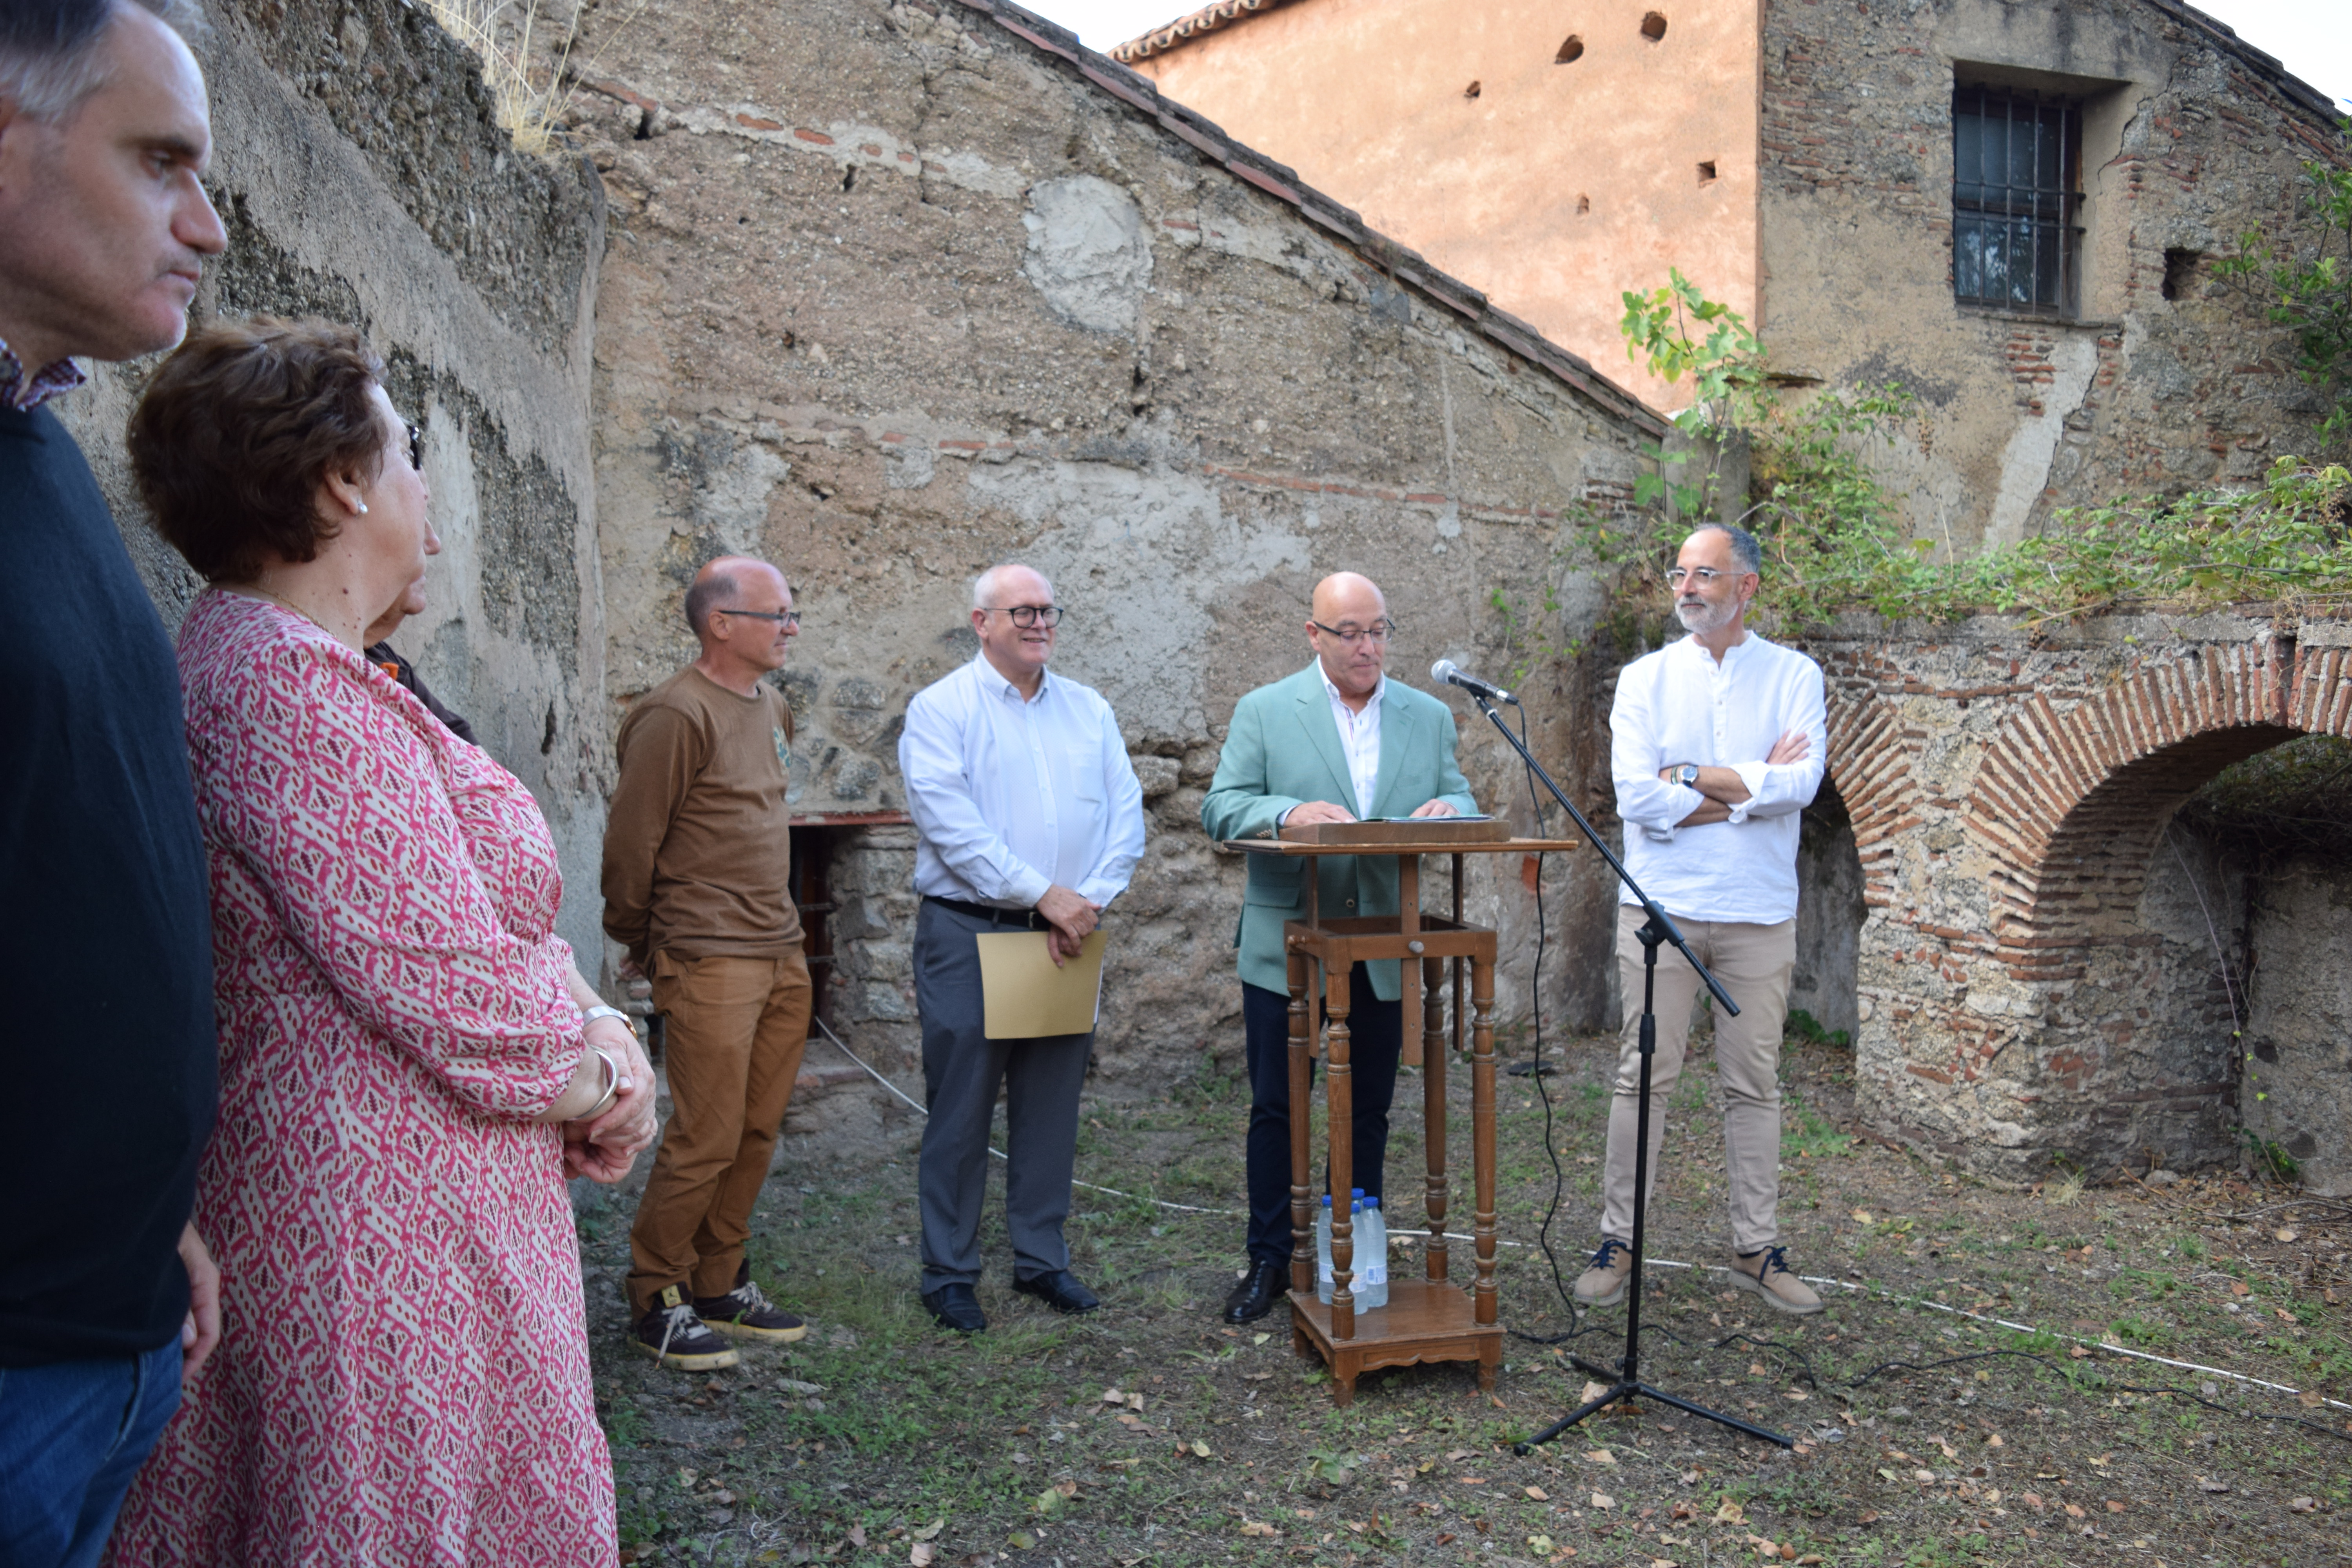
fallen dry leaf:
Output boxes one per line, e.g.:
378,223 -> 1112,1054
1876,1468 -> 1898,1482
1584,1450 -> 1617,1466
1524,1486 -> 1548,1501
1712,1499 -> 1746,1525
1579,1381 -> 1611,1406
2198,1478 -> 2230,1494
2276,1227 -> 2299,1242
1783,1389 -> 1809,1401
2022,1492 -> 2043,1511
1852,1209 -> 1874,1224
1100,1387 -> 1123,1403
2300,1389 -> 2326,1408
1913,1469 -> 1936,1483
911,1520 -> 944,1542
908,1545 -> 933,1568
1986,1434 -> 2004,1447
1671,1500 -> 1699,1521
1239,1520 -> 1276,1537
2063,1504 -> 2086,1519
2068,1345 -> 2092,1359
1590,1492 -> 1615,1510
1749,1361 -> 1768,1376
2288,1497 -> 2318,1514
847,1524 -> 868,1548
1005,1529 -> 1036,1550
2230,1280 -> 2251,1297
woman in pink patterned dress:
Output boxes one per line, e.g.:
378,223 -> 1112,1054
104,319 -> 657,1567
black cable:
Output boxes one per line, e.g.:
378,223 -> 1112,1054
1511,698 -> 1586,1339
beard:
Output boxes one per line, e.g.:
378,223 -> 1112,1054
1675,596 -> 1737,634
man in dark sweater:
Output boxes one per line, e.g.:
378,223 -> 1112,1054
0,1 -> 229,1560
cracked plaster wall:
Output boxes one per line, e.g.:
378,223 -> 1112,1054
56,0 -> 610,965
570,0 -> 1657,1088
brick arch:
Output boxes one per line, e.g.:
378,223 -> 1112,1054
1824,683 -> 1921,912
1964,635 -> 2318,955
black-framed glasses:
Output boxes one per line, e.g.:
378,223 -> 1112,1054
1310,618 -> 1396,644
404,421 -> 423,472
1665,567 -> 1729,588
980,604 -> 1064,628
718,607 -> 801,628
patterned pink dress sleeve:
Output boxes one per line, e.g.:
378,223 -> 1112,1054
106,592 -> 617,1568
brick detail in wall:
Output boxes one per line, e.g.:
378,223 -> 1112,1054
1964,637 -> 2318,954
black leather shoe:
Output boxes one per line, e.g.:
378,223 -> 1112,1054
1222,1256 -> 1287,1323
921,1283 -> 986,1333
1012,1269 -> 1100,1315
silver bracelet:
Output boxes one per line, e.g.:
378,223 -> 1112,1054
581,1046 -> 621,1121
583,1004 -> 633,1033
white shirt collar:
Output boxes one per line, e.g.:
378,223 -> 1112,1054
1311,659 -> 1384,713
976,651 -> 1051,703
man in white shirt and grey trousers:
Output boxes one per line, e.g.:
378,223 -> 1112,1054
1575,523 -> 1830,1316
898,563 -> 1145,1333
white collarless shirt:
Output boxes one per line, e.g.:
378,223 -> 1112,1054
1317,662 -> 1384,819
1609,631 -> 1827,925
899,653 -> 1145,909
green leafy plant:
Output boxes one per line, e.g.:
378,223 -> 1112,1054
2218,131 -> 2352,445
1619,268 -> 1767,516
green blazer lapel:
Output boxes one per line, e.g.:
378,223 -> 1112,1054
1369,682 -> 1420,818
1292,671 -> 1356,809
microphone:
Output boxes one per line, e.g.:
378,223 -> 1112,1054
1431,659 -> 1516,705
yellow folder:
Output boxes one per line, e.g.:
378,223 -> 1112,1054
974,929 -> 1108,1039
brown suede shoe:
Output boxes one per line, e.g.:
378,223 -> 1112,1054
1730,1245 -> 1824,1315
1573,1238 -> 1633,1308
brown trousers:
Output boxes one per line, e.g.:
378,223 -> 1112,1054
626,949 -> 813,1316
1601,905 -> 1796,1256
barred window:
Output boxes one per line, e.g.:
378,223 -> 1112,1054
1952,87 -> 2082,314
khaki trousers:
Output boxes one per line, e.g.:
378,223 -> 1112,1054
1601,905 -> 1795,1256
626,949 -> 812,1316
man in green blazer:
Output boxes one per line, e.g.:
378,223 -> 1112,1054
1200,572 -> 1479,1322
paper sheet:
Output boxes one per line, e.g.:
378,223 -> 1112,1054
975,929 -> 1108,1039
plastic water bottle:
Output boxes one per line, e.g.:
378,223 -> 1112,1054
1314,1195 -> 1335,1303
1354,1196 -> 1390,1309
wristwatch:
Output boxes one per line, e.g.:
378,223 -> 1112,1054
1670,763 -> 1700,787
583,1004 -> 634,1032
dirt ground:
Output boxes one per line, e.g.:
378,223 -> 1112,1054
577,1030 -> 2350,1568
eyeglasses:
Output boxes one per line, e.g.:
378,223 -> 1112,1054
1309,618 -> 1396,644
1665,567 -> 1730,588
404,421 -> 423,472
718,607 -> 801,628
980,605 -> 1065,628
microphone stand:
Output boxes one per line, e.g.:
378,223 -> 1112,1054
1459,690 -> 1791,1454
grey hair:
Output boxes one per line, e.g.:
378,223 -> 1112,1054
972,562 -> 1054,612
0,0 -> 208,124
683,562 -> 742,640
1688,522 -> 1763,577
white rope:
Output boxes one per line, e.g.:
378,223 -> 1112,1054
807,1019 -> 2348,1410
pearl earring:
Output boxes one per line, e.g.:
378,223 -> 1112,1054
356,503 -> 368,515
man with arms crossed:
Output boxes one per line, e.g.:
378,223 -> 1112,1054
900,564 -> 1144,1333
1202,572 -> 1478,1324
606,555 -> 815,1369
1576,523 -> 1828,1316
0,2 -> 228,1559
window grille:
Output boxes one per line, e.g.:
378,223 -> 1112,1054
1952,87 -> 2082,314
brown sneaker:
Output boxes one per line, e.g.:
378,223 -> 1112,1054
1573,1238 -> 1633,1308
633,1285 -> 743,1370
1730,1245 -> 1824,1315
693,1265 -> 809,1344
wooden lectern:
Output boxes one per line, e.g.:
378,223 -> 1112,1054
1225,820 -> 1579,1406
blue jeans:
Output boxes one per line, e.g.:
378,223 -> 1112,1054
0,1338 -> 181,1568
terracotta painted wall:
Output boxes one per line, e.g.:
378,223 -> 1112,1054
1131,0 -> 1762,412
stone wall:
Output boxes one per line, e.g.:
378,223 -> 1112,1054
59,0 -> 612,963
1797,608 -> 2352,1181
568,0 -> 1664,1083
1760,0 -> 2351,549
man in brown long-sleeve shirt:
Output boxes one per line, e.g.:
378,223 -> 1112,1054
604,555 -> 813,1370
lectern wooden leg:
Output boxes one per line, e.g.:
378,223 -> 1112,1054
1422,956 -> 1448,1285
1285,946 -> 1313,1296
1470,954 -> 1499,1331
1325,964 -> 1356,1343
